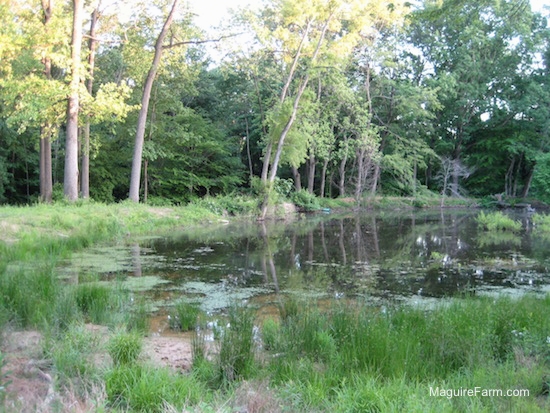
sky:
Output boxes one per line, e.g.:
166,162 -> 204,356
187,0 -> 549,31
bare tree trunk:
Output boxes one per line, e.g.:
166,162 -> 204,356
39,0 -> 53,203
307,152 -> 315,194
39,131 -> 53,203
320,158 -> 328,198
291,166 -> 302,191
64,0 -> 84,201
339,154 -> 347,197
143,159 -> 148,203
245,117 -> 253,181
522,166 -> 534,198
129,0 -> 179,202
370,163 -> 379,196
81,6 -> 99,199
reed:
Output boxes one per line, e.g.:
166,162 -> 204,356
168,301 -> 201,332
218,304 -> 256,383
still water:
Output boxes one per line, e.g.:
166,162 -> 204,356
63,209 -> 550,313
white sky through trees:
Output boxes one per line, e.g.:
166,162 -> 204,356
187,0 -> 548,31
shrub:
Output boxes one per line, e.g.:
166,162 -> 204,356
291,190 -> 321,211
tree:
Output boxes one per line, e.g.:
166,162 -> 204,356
128,0 -> 180,202
245,0 -> 408,218
410,0 -> 539,197
64,0 -> 84,201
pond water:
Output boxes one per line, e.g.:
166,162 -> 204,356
61,209 -> 550,315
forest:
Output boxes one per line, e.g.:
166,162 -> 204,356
0,0 -> 549,208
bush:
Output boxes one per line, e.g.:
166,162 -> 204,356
291,190 -> 321,211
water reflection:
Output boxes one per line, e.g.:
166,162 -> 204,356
63,210 -> 550,311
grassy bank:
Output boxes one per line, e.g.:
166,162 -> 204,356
1,200 -> 550,411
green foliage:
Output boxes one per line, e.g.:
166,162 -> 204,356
532,153 -> 550,204
193,194 -> 258,216
533,213 -> 550,233
168,301 -> 201,332
290,190 -> 321,211
476,211 -> 522,232
268,295 -> 550,411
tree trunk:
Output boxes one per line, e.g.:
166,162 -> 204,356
521,165 -> 534,198
307,152 -> 315,194
129,0 -> 179,202
81,7 -> 99,199
320,158 -> 328,198
39,130 -> 53,203
245,117 -> 253,181
291,166 -> 302,191
339,154 -> 347,197
64,0 -> 84,201
39,0 -> 53,203
259,15 -> 333,220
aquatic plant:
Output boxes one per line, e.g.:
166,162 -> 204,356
218,304 -> 256,383
169,301 -> 201,332
476,211 -> 522,232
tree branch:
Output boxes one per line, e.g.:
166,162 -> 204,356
162,33 -> 244,49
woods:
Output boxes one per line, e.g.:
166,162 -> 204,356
0,0 -> 548,206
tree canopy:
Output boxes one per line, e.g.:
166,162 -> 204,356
0,0 -> 548,205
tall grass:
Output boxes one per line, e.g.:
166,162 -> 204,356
108,330 -> 143,367
265,295 -> 550,411
105,364 -> 209,412
218,304 -> 256,383
168,301 -> 201,332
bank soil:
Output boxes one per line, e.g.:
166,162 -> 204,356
1,327 -> 197,412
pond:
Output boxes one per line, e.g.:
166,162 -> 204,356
60,209 -> 550,316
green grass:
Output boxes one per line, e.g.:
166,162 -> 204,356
476,211 -> 522,232
168,301 -> 201,332
105,364 -> 209,412
218,304 -> 257,384
46,323 -> 103,387
2,202 -> 550,411
108,330 -> 142,366
263,295 -> 550,412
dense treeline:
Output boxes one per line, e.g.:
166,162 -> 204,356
0,0 -> 548,206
